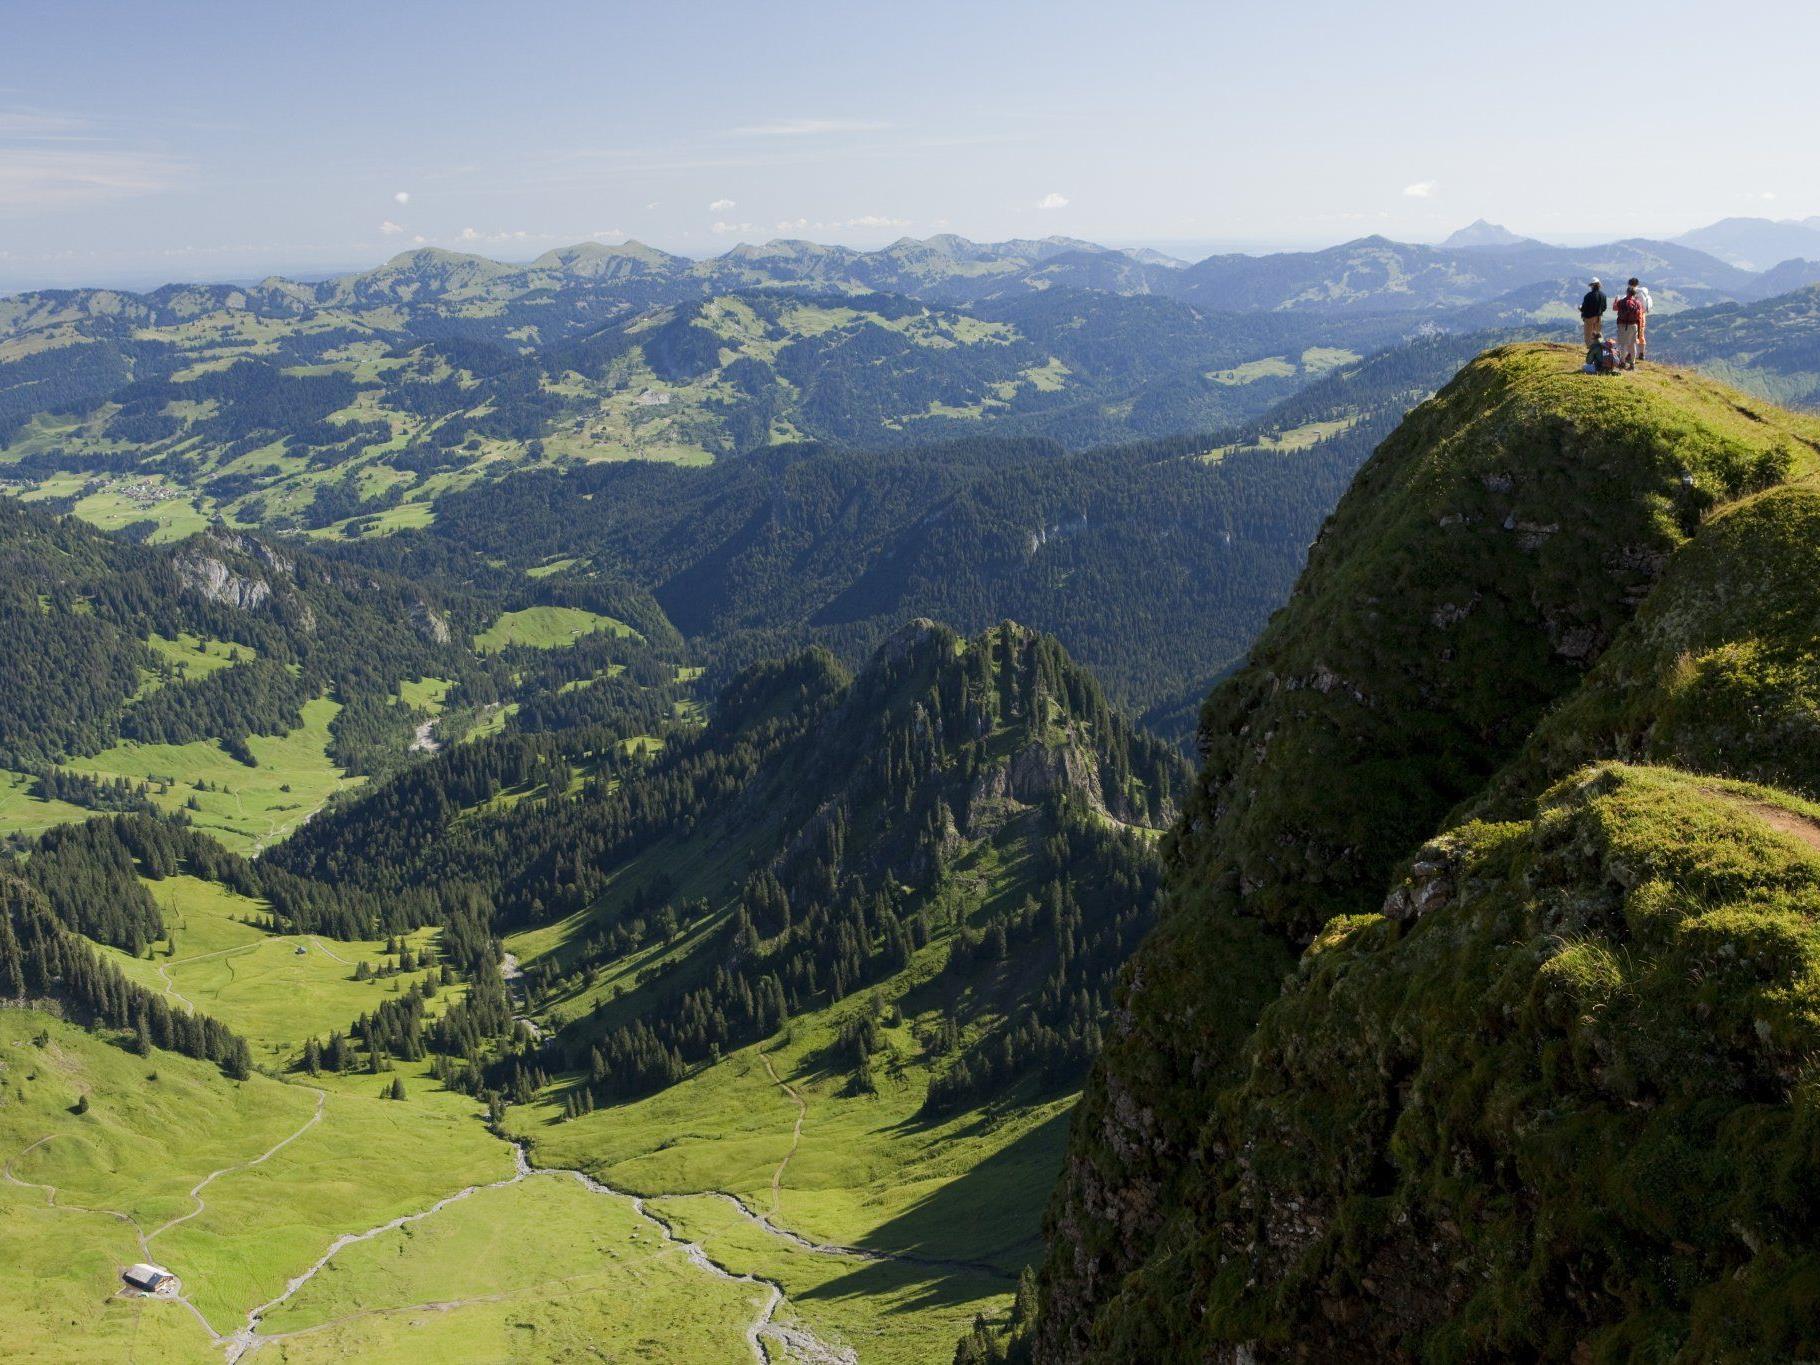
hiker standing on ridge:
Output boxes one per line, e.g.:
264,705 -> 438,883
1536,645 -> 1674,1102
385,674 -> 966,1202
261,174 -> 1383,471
1614,284 -> 1644,370
1580,277 -> 1607,346
1628,276 -> 1652,363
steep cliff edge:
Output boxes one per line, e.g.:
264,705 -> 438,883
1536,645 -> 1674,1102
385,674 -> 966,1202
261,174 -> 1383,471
1035,343 -> 1820,1360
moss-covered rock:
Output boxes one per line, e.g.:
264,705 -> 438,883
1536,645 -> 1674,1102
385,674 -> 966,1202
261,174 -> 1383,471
1035,345 -> 1820,1361
1177,343 -> 1817,944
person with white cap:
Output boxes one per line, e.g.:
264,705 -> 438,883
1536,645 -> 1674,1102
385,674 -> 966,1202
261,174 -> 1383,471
1579,278 -> 1607,347
1627,276 -> 1652,363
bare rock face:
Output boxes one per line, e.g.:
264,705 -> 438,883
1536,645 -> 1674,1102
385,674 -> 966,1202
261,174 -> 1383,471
1380,833 -> 1468,922
966,742 -> 1109,837
174,553 -> 272,612
409,600 -> 453,645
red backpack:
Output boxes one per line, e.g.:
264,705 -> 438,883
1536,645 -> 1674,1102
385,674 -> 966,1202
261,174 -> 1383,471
1615,294 -> 1642,326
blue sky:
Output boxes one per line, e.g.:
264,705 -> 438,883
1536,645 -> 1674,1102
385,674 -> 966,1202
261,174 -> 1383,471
2,0 -> 1816,289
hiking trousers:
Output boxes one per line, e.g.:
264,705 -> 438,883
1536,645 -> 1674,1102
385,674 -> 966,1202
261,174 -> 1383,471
1617,323 -> 1639,367
1583,316 -> 1604,345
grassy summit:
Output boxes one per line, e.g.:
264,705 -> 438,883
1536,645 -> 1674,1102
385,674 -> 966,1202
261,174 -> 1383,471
1033,344 -> 1820,1361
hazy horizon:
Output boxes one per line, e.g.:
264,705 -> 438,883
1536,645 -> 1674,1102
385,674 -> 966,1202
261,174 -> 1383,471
6,0 -> 1819,294
5,219 -> 1812,297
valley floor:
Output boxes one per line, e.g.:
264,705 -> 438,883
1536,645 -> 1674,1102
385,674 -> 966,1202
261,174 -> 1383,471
0,859 -> 1036,1362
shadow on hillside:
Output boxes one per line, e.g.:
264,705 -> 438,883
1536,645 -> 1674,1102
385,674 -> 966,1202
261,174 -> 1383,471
795,1108 -> 1071,1315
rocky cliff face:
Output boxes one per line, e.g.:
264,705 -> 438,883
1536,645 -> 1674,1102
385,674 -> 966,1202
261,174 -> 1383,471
1035,345 -> 1820,1361
174,550 -> 273,612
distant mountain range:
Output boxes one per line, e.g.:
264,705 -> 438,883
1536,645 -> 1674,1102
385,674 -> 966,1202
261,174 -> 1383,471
1440,219 -> 1537,249
1671,215 -> 1820,270
6,225 -> 1815,344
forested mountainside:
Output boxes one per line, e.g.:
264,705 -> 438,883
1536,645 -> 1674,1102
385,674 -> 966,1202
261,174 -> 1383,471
0,493 -> 687,848
0,872 -> 252,1075
274,620 -> 1183,1115
1652,283 -> 1820,409
333,333 -> 1493,740
1027,345 -> 1820,1361
0,285 -> 1366,534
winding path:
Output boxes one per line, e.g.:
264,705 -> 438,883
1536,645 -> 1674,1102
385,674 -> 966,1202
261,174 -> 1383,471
222,1140 -> 846,1365
761,1051 -> 806,1216
147,941 -> 262,1016
5,1133 -> 232,1346
154,960 -> 199,1013
147,1088 -> 327,1242
8,1032 -> 993,1362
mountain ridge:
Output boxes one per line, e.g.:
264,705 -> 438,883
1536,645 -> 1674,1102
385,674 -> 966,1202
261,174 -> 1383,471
1029,344 -> 1820,1361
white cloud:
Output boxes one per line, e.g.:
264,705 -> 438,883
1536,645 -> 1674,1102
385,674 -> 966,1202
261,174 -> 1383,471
455,226 -> 537,245
1037,192 -> 1070,210
379,219 -> 405,235
0,147 -> 192,213
1403,180 -> 1438,198
0,111 -> 93,138
412,234 -> 427,245
773,214 -> 910,234
1753,191 -> 1779,201
708,197 -> 736,211
591,227 -> 628,240
394,190 -> 411,205
645,201 -> 660,209
711,220 -> 755,235
731,118 -> 890,137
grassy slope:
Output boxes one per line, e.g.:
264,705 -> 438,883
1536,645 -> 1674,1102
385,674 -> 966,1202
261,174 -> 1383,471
255,1177 -> 763,1362
65,696 -> 358,854
473,605 -> 641,653
503,830 -> 1092,1359
98,874 -> 450,1066
0,1009 -> 305,1362
0,768 -> 94,838
13,855 -> 973,1361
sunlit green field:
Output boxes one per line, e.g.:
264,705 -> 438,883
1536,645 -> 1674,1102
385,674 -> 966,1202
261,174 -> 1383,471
648,1192 -> 1009,1365
254,1176 -> 763,1362
65,696 -> 359,852
474,605 -> 641,652
100,874 -> 452,1066
0,768 -> 93,838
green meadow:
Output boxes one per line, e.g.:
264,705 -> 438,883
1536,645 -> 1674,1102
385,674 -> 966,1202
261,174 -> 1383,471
100,874 -> 452,1066
0,768 -> 93,839
66,696 -> 358,853
254,1176 -> 764,1362
474,605 -> 641,653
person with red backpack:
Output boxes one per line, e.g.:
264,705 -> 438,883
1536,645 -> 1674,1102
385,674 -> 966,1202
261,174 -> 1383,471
1614,285 -> 1644,370
1628,276 -> 1652,362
